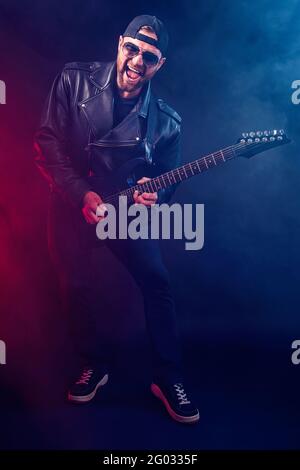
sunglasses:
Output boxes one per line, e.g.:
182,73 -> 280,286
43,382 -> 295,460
122,42 -> 160,67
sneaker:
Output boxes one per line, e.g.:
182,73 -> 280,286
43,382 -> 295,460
151,381 -> 199,424
68,366 -> 108,403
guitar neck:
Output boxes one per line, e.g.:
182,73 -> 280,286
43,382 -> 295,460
148,145 -> 236,191
105,144 -> 237,204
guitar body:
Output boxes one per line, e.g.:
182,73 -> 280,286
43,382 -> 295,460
86,157 -> 148,202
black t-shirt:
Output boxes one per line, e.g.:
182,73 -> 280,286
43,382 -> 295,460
113,88 -> 139,128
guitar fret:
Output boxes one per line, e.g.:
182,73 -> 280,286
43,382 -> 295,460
160,176 -> 166,188
188,163 -> 193,175
156,176 -> 164,189
174,170 -> 181,182
200,159 -> 207,171
207,155 -> 215,167
101,141 -> 261,207
152,180 -> 159,191
149,180 -> 155,192
176,168 -> 181,177
162,175 -> 169,187
150,180 -> 157,192
217,152 -> 224,163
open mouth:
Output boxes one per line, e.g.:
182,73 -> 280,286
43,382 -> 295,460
125,65 -> 143,81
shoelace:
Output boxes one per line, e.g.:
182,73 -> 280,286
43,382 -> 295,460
174,383 -> 191,405
76,368 -> 93,385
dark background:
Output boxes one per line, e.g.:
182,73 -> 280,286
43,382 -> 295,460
0,0 -> 300,450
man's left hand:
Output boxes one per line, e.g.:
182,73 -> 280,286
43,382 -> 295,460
133,177 -> 158,206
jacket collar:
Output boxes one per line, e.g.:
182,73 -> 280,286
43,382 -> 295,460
78,61 -> 151,140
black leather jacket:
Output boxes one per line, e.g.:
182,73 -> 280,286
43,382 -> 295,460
34,61 -> 182,208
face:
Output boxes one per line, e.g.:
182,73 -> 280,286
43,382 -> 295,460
116,32 -> 166,96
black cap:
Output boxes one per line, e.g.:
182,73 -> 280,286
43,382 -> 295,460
123,15 -> 168,57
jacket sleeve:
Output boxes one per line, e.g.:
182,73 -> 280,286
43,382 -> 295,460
155,123 -> 182,204
34,69 -> 92,208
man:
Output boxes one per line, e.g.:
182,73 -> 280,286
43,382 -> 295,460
34,14 -> 199,424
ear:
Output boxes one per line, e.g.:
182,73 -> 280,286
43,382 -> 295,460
118,35 -> 123,52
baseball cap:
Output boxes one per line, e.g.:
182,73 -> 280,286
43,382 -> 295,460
123,15 -> 169,57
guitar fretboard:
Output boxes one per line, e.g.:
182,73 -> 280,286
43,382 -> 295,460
104,145 -> 236,204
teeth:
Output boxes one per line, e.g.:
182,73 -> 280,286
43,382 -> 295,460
127,66 -> 141,75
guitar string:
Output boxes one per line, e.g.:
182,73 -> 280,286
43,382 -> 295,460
102,140 -> 281,204
102,143 -> 241,204
99,139 -> 283,205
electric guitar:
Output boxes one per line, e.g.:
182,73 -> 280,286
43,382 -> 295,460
87,129 -> 290,206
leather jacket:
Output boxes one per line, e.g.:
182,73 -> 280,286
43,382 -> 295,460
34,61 -> 182,208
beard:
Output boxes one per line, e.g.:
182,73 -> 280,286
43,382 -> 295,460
117,60 -> 147,94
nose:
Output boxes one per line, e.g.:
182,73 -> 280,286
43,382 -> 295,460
131,52 -> 144,67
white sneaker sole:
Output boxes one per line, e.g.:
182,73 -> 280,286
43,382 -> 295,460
68,374 -> 109,403
151,383 -> 200,424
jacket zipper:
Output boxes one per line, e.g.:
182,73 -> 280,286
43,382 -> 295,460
88,140 -> 139,148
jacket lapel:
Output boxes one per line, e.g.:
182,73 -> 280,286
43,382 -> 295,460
78,62 -> 115,140
78,61 -> 152,144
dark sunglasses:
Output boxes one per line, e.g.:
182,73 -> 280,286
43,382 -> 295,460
122,42 -> 160,67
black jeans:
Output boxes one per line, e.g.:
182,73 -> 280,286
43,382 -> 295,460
47,193 -> 184,383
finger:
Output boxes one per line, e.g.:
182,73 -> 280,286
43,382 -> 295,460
88,216 -> 104,224
86,216 -> 98,224
137,177 -> 151,184
133,190 -> 139,203
137,196 -> 156,206
141,192 -> 158,201
87,209 -> 102,224
84,213 -> 98,224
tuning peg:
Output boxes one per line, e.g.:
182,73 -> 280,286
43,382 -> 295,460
263,130 -> 270,136
279,129 -> 284,135
277,136 -> 283,140
240,138 -> 246,143
256,131 -> 263,137
255,137 -> 260,142
249,131 -> 256,138
270,136 -> 275,141
262,137 -> 268,142
247,138 -> 253,143
242,132 -> 248,138
272,129 -> 278,136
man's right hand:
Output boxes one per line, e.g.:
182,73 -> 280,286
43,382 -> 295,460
82,191 -> 104,224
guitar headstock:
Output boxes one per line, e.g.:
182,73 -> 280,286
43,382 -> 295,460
236,129 -> 291,158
